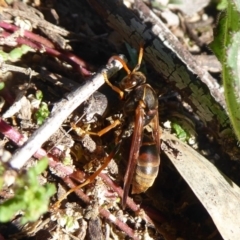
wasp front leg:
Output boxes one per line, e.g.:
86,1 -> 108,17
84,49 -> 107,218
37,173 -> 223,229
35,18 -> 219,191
71,119 -> 121,137
102,71 -> 124,99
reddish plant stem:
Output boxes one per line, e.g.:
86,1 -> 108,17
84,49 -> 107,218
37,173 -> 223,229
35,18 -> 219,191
99,207 -> 140,240
0,21 -> 55,49
0,118 -> 74,176
0,118 -> 25,145
0,119 -> 138,238
62,177 -> 140,240
0,21 -> 92,76
99,172 -> 140,211
0,118 -> 163,239
0,233 -> 6,240
68,169 -> 165,226
99,172 -> 166,224
63,176 -> 90,204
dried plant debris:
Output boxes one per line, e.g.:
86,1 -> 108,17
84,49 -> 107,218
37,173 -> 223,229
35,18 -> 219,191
0,1 -> 240,240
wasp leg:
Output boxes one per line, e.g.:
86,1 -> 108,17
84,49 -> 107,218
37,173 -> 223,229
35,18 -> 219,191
52,144 -> 120,209
71,119 -> 121,137
102,71 -> 124,99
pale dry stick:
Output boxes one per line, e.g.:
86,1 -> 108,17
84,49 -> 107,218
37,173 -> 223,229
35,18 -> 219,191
9,56 -> 125,170
0,63 -> 39,76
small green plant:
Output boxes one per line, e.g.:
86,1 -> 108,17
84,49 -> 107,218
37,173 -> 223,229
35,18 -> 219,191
35,90 -> 43,101
28,91 -> 50,125
172,122 -> 188,141
0,44 -> 33,62
171,120 -> 196,144
0,158 -> 56,224
0,82 -> 5,90
216,0 -> 228,10
210,0 -> 240,142
34,102 -> 50,125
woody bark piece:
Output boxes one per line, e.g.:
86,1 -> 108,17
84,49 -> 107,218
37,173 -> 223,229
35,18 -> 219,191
87,0 -> 240,159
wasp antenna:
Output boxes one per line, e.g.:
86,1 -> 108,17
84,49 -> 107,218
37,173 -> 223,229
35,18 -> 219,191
132,46 -> 144,72
138,45 -> 144,65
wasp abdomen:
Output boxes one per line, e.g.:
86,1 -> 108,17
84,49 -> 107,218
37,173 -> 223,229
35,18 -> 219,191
132,139 -> 160,194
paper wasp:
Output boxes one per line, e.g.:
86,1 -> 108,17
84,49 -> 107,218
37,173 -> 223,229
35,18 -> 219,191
53,46 -> 161,209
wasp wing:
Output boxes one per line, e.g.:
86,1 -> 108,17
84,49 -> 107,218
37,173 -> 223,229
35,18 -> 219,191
122,102 -> 145,208
152,110 -> 161,155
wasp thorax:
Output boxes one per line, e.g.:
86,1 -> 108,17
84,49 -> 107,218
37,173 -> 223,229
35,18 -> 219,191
120,71 -> 146,91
